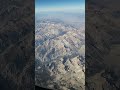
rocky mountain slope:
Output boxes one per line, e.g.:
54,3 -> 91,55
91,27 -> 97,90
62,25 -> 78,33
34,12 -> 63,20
35,19 -> 85,90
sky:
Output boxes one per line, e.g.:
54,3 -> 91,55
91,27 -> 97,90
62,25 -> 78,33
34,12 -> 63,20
35,0 -> 85,12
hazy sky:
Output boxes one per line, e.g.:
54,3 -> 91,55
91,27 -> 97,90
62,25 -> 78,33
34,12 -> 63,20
35,0 -> 85,12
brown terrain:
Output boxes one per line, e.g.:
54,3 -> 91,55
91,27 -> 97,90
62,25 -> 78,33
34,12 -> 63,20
35,20 -> 85,90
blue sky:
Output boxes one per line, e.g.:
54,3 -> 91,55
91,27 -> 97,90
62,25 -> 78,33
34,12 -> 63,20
36,0 -> 85,12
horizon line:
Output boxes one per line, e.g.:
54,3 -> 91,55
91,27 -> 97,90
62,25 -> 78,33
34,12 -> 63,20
36,6 -> 85,13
